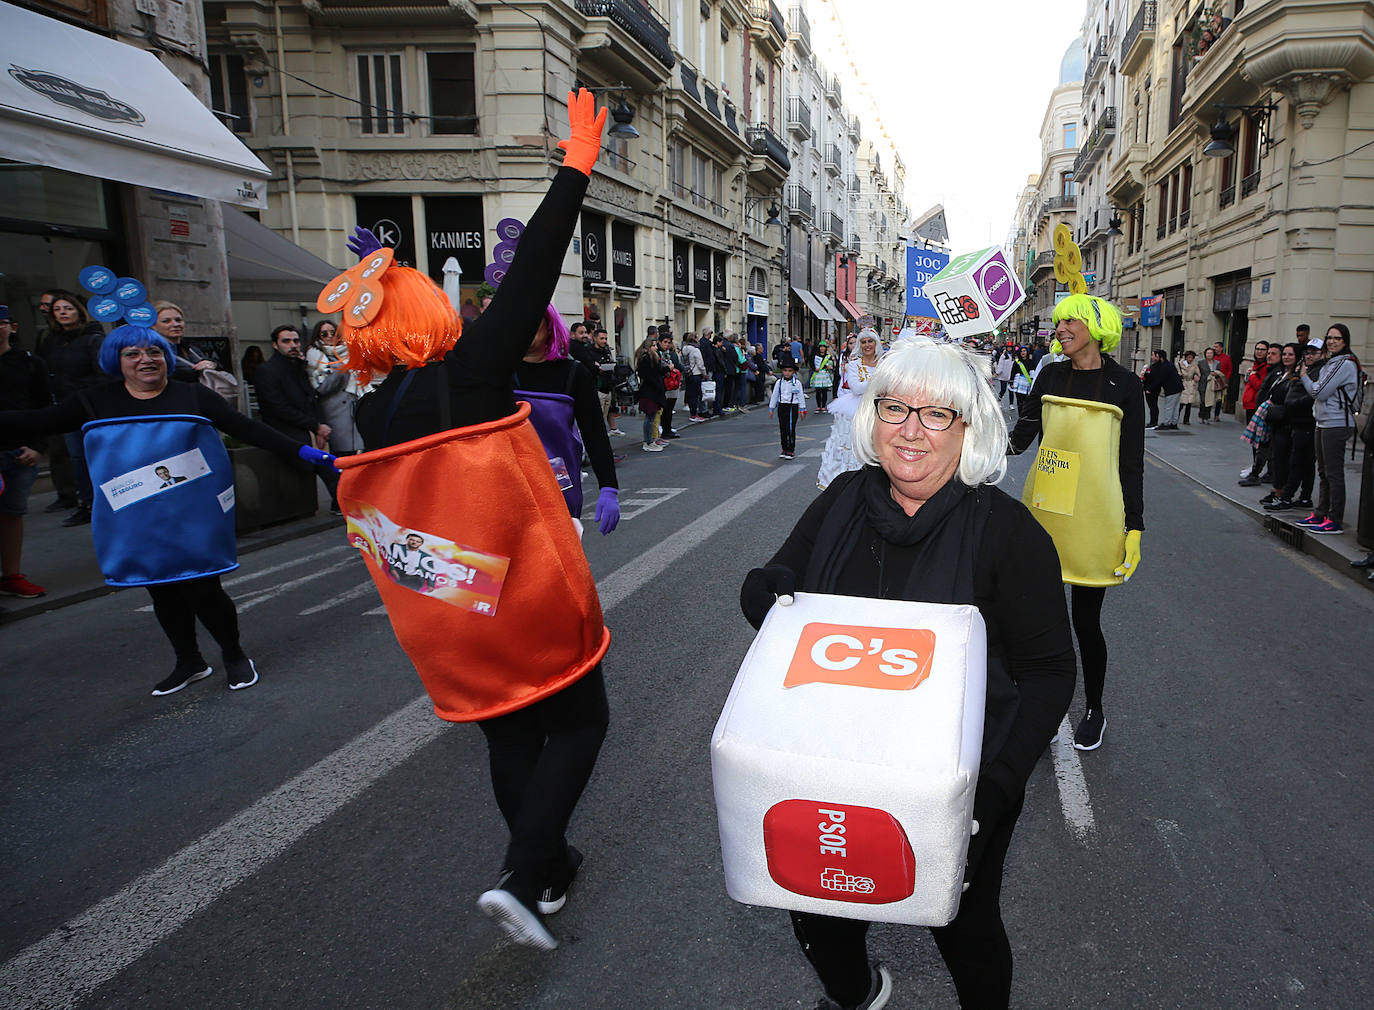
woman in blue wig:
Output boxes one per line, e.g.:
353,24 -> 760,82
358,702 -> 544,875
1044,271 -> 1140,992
1008,294 -> 1145,751
0,324 -> 333,697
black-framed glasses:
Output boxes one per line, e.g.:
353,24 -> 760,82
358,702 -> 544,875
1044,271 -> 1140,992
874,398 -> 963,430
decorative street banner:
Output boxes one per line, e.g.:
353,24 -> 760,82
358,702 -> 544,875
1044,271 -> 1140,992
921,245 -> 1027,339
905,248 -> 950,318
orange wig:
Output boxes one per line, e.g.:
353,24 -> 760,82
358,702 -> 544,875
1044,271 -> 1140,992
337,266 -> 463,385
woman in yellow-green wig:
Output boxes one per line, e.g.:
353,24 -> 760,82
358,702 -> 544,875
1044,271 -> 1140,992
1008,293 -> 1145,752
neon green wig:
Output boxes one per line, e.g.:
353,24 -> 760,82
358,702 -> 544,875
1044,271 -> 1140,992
1050,294 -> 1123,353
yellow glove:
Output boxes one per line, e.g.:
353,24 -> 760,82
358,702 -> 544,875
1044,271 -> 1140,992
1114,529 -> 1142,581
557,88 -> 608,177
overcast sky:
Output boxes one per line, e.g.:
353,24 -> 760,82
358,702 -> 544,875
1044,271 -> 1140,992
816,0 -> 1087,253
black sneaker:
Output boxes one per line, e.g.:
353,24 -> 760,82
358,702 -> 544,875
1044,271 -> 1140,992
1263,497 -> 1294,511
1237,477 -> 1262,487
477,872 -> 558,950
43,497 -> 77,514
226,654 -> 259,691
1295,497 -> 1314,509
538,845 -> 584,915
61,506 -> 92,527
152,661 -> 213,696
1258,492 -> 1278,506
1073,709 -> 1106,751
813,964 -> 892,1010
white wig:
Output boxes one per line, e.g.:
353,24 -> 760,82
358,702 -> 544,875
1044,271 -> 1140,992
852,337 -> 1008,487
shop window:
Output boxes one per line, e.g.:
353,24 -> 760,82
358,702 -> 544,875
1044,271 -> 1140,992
427,52 -> 477,135
356,52 -> 405,135
208,54 -> 251,134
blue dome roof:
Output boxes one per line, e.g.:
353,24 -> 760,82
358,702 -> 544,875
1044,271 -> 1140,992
1060,38 -> 1085,84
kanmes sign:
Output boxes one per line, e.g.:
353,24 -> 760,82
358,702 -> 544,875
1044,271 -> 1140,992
9,66 -> 145,125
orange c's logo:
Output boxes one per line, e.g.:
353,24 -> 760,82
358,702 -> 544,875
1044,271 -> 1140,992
784,623 -> 936,691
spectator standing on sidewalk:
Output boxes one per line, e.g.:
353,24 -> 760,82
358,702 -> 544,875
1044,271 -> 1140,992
1178,350 -> 1200,425
680,331 -> 705,421
1213,340 -> 1233,386
254,324 -> 341,513
32,290 -> 78,514
1260,343 -> 1311,510
40,290 -> 105,527
1146,350 -> 1184,429
590,327 -> 622,435
657,330 -> 683,439
0,305 -> 50,599
1241,341 -> 1271,422
1296,325 -> 1362,535
1247,344 -> 1287,486
634,335 -> 668,451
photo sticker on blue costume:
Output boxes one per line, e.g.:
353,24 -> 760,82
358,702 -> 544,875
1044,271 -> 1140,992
99,448 -> 212,512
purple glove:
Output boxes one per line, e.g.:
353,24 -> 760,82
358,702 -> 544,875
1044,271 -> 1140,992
594,487 -> 620,535
346,226 -> 383,261
299,444 -> 340,473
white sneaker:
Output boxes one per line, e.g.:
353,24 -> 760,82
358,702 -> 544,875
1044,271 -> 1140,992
642,442 -> 665,452
608,428 -> 628,437
477,877 -> 558,951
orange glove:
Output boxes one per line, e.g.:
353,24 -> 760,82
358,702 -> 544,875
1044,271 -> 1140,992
557,88 -> 608,177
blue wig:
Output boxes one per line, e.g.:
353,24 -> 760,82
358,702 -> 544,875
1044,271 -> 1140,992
98,325 -> 179,377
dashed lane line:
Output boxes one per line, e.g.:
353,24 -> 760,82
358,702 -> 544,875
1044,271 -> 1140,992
0,460 -> 814,1010
299,580 -> 376,616
1051,716 -> 1097,841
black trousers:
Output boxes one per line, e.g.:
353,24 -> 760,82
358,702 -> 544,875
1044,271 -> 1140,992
815,386 -> 831,410
1145,391 -> 1159,426
1269,427 -> 1293,491
777,403 -> 799,454
712,371 -> 728,413
790,792 -> 1025,1009
477,664 -> 609,899
1071,585 -> 1108,711
661,397 -> 677,435
1281,428 -> 1316,502
145,575 -> 243,666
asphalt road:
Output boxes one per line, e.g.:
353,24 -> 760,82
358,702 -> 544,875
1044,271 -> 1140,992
3,404 -> 1371,1009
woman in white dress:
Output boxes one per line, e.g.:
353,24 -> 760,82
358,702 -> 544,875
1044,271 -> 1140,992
816,329 -> 883,489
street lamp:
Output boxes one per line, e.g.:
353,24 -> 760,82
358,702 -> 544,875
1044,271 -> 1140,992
1203,100 -> 1280,158
608,94 -> 639,140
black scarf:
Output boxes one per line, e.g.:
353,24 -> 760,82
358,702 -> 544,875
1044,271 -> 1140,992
806,466 -> 991,605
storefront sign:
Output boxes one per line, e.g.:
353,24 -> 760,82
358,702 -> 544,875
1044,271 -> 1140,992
425,195 -> 485,285
747,294 -> 770,316
713,251 -> 728,302
673,238 -> 690,296
355,195 -> 416,268
581,211 -> 607,285
1140,294 -> 1162,327
611,220 -> 636,288
693,245 -> 711,303
905,247 -> 950,318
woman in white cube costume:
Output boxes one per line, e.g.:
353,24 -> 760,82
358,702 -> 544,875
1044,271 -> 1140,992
741,338 -> 1075,1010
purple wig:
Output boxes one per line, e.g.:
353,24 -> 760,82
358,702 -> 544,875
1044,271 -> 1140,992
540,304 -> 572,361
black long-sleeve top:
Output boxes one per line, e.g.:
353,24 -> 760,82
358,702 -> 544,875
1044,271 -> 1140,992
1009,355 -> 1146,531
356,167 -> 590,448
766,479 -> 1076,814
253,352 -> 320,439
635,352 -> 667,408
0,347 -> 53,451
514,358 -> 618,491
0,380 -> 302,460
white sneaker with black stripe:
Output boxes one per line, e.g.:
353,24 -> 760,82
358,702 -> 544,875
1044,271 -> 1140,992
477,873 -> 558,950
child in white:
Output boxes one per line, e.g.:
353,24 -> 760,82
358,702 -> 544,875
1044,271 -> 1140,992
769,364 -> 806,459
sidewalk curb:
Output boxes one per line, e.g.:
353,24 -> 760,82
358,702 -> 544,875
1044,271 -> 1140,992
0,516 -> 343,625
1146,447 -> 1372,590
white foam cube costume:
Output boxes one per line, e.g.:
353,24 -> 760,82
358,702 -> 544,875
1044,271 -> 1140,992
711,591 -> 987,926
920,245 -> 1027,340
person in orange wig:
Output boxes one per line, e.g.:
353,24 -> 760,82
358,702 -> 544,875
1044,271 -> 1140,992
320,90 -> 609,952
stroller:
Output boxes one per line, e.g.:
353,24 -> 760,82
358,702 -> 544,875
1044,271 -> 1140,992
613,363 -> 640,416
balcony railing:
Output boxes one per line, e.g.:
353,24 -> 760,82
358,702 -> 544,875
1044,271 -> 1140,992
849,114 -> 861,140
747,0 -> 787,44
787,96 -> 812,137
824,144 -> 842,174
723,100 -> 738,135
1120,1 -> 1156,71
704,83 -> 720,119
1087,35 -> 1110,80
1156,222 -> 1167,240
786,183 -> 814,221
825,73 -> 842,106
1039,194 -> 1075,220
574,0 -> 674,70
849,173 -> 861,192
747,123 -> 790,171
677,61 -> 700,101
788,5 -> 811,52
1241,171 -> 1260,198
1073,106 -> 1118,176
1220,183 -> 1236,208
1032,249 -> 1054,272
850,234 -> 861,253
825,212 -> 843,241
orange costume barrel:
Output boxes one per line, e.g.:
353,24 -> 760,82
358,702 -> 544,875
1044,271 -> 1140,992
336,402 -> 610,722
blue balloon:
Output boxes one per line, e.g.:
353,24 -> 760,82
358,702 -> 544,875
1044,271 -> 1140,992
87,296 -> 124,323
79,265 -> 118,295
123,302 -> 157,326
113,277 -> 148,306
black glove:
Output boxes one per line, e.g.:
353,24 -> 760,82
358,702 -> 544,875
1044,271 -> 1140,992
740,565 -> 797,630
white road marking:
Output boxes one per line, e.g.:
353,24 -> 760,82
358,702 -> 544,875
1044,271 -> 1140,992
1,462 -> 813,1004
1051,715 -> 1096,841
299,580 -> 375,616
234,556 -> 362,614
612,486 -> 686,521
134,546 -> 351,613
363,604 -> 387,616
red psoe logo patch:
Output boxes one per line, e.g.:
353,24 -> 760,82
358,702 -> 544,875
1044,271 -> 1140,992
763,800 -> 916,904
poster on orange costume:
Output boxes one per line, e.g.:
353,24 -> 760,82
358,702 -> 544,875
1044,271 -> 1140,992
344,501 -> 511,616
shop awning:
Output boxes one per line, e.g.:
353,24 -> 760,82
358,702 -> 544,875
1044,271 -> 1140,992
814,293 -> 846,322
224,208 -> 338,301
0,6 -> 270,207
836,295 -> 864,320
791,286 -> 833,322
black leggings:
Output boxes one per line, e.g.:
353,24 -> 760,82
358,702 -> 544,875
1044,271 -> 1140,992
1071,585 -> 1108,710
790,792 -> 1025,1009
815,386 -> 831,410
145,575 -> 243,666
477,663 -> 609,899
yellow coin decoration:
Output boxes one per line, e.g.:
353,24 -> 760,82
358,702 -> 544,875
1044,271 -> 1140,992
1069,275 -> 1088,295
1053,223 -> 1073,254
1054,256 -> 1071,284
1065,245 -> 1083,273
